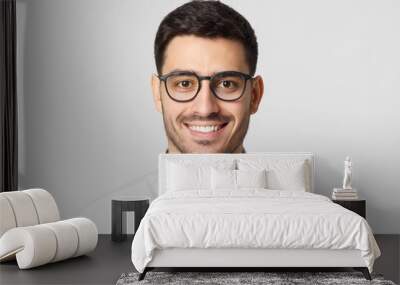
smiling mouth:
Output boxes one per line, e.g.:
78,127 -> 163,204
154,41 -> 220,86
184,122 -> 228,136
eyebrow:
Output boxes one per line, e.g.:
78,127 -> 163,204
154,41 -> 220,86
166,69 -> 242,76
167,69 -> 203,75
169,68 -> 196,73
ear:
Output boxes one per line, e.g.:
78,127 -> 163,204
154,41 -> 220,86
250,75 -> 264,114
151,74 -> 163,113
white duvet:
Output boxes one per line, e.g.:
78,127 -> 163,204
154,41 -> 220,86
131,189 -> 380,273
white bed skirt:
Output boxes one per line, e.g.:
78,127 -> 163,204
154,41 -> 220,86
147,248 -> 366,268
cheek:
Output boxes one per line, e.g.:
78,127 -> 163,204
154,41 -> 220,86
162,99 -> 186,126
222,100 -> 250,126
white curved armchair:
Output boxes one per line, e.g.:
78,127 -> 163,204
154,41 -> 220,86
0,189 -> 98,269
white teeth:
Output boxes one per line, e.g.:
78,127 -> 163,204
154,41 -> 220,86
188,125 -> 222,133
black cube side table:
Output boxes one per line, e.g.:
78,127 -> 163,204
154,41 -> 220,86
111,197 -> 150,242
332,199 -> 366,219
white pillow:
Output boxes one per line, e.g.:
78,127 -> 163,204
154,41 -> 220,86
236,169 -> 267,188
211,168 -> 236,190
211,168 -> 268,190
237,159 -> 309,191
167,159 -> 235,191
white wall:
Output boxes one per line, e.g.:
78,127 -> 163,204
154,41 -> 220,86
17,0 -> 400,234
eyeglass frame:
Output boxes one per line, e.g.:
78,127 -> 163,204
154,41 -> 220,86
157,70 -> 255,103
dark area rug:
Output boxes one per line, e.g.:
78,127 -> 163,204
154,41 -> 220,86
116,271 -> 397,285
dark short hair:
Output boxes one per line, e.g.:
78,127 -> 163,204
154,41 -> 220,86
154,0 -> 258,76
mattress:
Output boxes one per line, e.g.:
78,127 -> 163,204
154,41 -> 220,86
131,189 -> 381,273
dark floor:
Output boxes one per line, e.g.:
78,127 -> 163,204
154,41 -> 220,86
0,235 -> 134,285
0,234 -> 399,285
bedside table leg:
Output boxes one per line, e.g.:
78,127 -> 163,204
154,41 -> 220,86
112,201 -> 125,242
134,201 -> 149,235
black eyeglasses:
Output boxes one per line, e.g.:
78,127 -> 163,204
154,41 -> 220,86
157,70 -> 254,102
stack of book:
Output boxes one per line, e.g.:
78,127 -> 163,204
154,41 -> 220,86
332,188 -> 358,200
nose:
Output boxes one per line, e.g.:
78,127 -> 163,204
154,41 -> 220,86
191,80 -> 220,116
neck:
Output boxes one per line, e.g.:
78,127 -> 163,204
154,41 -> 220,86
232,144 -> 245,154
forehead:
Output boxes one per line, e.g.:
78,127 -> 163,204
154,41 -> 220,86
162,35 -> 249,75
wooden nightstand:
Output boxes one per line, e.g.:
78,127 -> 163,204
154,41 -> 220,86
332,199 -> 366,219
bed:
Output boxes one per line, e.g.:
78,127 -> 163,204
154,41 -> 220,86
131,153 -> 381,281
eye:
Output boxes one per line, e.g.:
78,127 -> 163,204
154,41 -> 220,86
218,80 -> 237,89
178,80 -> 192,88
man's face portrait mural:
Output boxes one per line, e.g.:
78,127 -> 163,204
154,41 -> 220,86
151,1 -> 264,154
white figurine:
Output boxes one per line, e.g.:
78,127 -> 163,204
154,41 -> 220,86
342,156 -> 352,190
